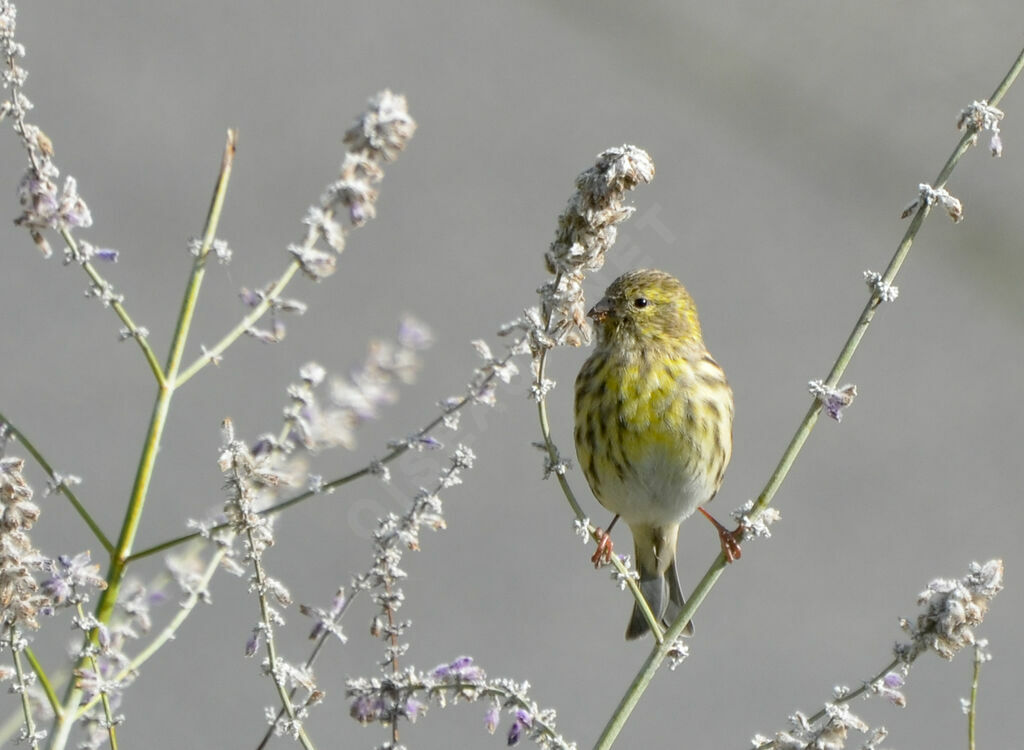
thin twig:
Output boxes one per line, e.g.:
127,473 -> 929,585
593,45 -> 1024,750
0,411 -> 113,553
50,130 -> 237,749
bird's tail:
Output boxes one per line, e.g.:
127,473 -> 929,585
626,524 -> 694,640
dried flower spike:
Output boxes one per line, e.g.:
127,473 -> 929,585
808,380 -> 857,422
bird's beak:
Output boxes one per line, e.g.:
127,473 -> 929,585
587,296 -> 613,322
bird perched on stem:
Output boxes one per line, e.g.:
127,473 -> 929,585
574,269 -> 738,639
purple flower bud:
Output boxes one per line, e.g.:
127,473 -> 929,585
484,705 -> 500,734
251,436 -> 275,458
239,287 -> 264,307
96,623 -> 111,651
507,718 -> 523,746
883,672 -> 904,689
398,317 -> 433,351
349,201 -> 367,226
350,695 -> 381,724
506,711 -> 533,747
404,698 -> 426,722
41,574 -> 72,605
330,591 -> 347,615
245,628 -> 261,657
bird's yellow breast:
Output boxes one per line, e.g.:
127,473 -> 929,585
574,347 -> 732,525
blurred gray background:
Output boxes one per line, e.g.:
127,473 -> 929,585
2,2 -> 1023,748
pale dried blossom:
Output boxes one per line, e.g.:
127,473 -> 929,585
957,99 -> 1004,157
218,419 -> 323,739
271,297 -> 307,315
68,577 -> 165,731
808,380 -> 857,422
896,559 -> 1003,661
289,243 -> 337,281
76,686 -> 127,750
114,579 -> 165,636
212,238 -> 232,264
540,145 -> 655,351
40,552 -> 106,607
973,637 -> 992,664
83,279 -> 124,308
610,556 -> 638,590
270,317 -> 432,454
163,541 -> 216,604
3,6 -> 104,264
0,457 -> 49,629
731,499 -> 781,540
185,236 -> 232,264
362,446 -> 470,564
862,271 -> 898,302
756,562 -> 1003,750
340,447 -> 484,739
533,441 -> 571,478
346,657 -> 576,749
861,727 -> 888,750
434,321 -> 528,414
343,90 -> 417,162
290,91 -> 415,280
501,308 -> 554,358
117,325 -> 149,341
301,587 -> 350,643
218,419 -> 280,555
43,471 -> 81,497
66,241 -> 118,266
666,636 -> 689,670
900,183 -> 963,223
245,316 -> 287,344
755,703 -> 873,750
868,670 -> 906,707
14,171 -> 92,258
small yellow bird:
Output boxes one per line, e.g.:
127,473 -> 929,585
574,269 -> 736,639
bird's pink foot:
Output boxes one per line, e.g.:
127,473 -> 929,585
699,507 -> 744,562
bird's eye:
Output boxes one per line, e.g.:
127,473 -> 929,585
632,297 -> 648,309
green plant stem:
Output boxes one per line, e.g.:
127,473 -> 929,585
988,46 -> 1024,110
22,647 -> 60,720
593,47 -> 1024,749
60,228 -> 166,386
968,646 -> 982,750
0,411 -> 112,553
175,259 -> 301,386
9,626 -> 42,750
96,128 -> 236,619
50,130 -> 236,750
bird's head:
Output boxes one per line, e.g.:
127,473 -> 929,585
588,268 -> 704,351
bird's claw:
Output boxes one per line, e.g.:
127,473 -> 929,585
591,528 -> 615,567
718,524 -> 743,563
700,506 -> 744,563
